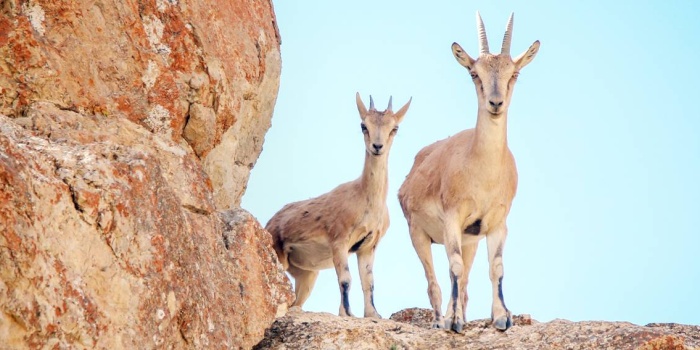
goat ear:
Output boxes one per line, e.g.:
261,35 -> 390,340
514,40 -> 540,70
356,92 -> 368,119
452,42 -> 476,70
392,97 -> 412,124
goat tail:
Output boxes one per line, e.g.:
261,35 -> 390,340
270,230 -> 289,271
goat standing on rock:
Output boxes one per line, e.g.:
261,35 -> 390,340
398,12 -> 539,332
267,93 -> 411,318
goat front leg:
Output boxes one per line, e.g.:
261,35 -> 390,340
357,246 -> 381,318
487,225 -> 512,331
332,244 -> 354,317
460,242 -> 478,321
443,217 -> 466,333
409,224 -> 444,329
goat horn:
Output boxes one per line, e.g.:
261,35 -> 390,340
387,96 -> 393,111
501,12 -> 514,55
369,95 -> 375,110
476,11 -> 489,54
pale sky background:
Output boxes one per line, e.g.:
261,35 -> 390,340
243,1 -> 700,325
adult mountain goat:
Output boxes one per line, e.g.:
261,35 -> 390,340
398,12 -> 539,332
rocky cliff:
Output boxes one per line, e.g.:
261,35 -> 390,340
0,0 -> 293,349
256,308 -> 700,350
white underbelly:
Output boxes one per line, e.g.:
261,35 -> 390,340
411,202 -> 487,246
287,239 -> 334,271
425,229 -> 485,246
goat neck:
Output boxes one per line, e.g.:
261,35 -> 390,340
359,149 -> 389,205
472,108 -> 509,159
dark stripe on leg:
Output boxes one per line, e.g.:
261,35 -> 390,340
497,276 -> 508,311
341,282 -> 351,315
451,272 -> 459,314
370,284 -> 375,308
495,243 -> 503,258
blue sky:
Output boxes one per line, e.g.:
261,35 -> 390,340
243,1 -> 700,325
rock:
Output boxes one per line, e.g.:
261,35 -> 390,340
389,307 -> 435,329
0,1 -> 288,345
0,0 -> 281,208
388,308 -> 535,329
255,308 -> 700,350
219,209 -> 296,322
0,103 -> 293,349
184,103 -> 217,157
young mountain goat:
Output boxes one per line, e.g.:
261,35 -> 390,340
398,12 -> 539,332
267,93 -> 411,318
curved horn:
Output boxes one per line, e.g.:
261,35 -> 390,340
501,12 -> 514,55
387,96 -> 393,111
369,95 -> 375,110
476,11 -> 489,54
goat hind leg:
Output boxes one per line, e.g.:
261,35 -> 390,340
487,225 -> 512,331
357,247 -> 381,318
409,225 -> 444,329
460,242 -> 478,321
288,264 -> 319,308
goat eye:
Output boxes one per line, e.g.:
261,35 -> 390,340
361,123 -> 368,134
512,72 -> 520,79
390,126 -> 399,135
470,72 -> 479,80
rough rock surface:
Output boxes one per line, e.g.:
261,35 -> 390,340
0,0 -> 281,208
255,308 -> 700,350
0,103 -> 293,348
0,1 -> 290,347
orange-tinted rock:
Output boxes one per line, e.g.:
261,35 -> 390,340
0,0 -> 280,208
636,335 -> 689,350
0,103 -> 293,348
0,2 -> 288,345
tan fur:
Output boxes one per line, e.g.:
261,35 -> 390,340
267,93 -> 411,318
398,12 -> 539,332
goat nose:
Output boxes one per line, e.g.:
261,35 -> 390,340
489,100 -> 504,108
372,143 -> 383,151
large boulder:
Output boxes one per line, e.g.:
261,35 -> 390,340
0,0 -> 293,348
0,104 -> 293,349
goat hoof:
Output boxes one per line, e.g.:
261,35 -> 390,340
432,321 -> 445,329
493,315 -> 512,331
451,319 -> 464,333
444,318 -> 464,333
364,312 -> 382,319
